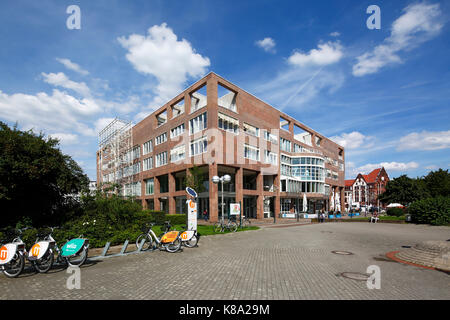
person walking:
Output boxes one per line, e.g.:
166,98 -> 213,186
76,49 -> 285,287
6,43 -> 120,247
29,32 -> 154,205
203,209 -> 208,221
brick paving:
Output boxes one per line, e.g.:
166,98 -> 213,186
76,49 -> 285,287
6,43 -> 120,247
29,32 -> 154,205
0,223 -> 449,300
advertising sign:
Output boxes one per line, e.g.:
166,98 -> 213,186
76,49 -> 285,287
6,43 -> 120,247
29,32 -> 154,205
186,199 -> 197,231
230,203 -> 241,216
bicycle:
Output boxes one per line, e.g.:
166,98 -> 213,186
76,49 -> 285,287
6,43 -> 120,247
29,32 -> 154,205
28,227 -> 68,273
163,221 -> 200,248
135,222 -> 182,253
213,218 -> 238,233
240,215 -> 251,228
0,228 -> 27,278
60,234 -> 89,267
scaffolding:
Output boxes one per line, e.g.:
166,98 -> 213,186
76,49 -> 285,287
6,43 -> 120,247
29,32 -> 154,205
98,118 -> 135,194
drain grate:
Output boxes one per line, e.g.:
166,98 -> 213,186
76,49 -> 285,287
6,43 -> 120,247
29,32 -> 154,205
340,272 -> 370,281
332,250 -> 354,255
401,245 -> 412,248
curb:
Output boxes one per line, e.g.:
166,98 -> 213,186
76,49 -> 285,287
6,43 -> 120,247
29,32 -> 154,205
385,250 -> 436,270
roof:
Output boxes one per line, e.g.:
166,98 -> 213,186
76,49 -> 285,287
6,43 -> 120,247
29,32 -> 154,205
345,179 -> 355,187
365,168 -> 382,184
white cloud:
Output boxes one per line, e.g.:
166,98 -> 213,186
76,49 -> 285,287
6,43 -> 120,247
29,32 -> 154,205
288,41 -> 343,67
118,23 -> 210,106
0,89 -> 101,137
397,130 -> 450,151
255,37 -> 276,53
330,131 -> 375,150
94,117 -> 117,135
353,3 -> 443,76
350,161 -> 419,176
425,165 -> 438,170
56,58 -> 89,76
49,132 -> 79,145
330,32 -> 340,37
42,72 -> 91,97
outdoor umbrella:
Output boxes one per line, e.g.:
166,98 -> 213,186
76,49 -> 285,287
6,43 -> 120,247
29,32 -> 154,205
330,192 -> 334,210
387,203 -> 404,208
336,192 -> 341,212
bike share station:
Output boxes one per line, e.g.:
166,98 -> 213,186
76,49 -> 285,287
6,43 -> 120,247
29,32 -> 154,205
88,187 -> 200,262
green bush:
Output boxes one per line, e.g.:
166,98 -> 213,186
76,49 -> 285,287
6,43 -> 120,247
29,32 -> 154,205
409,196 -> 450,226
166,214 -> 187,226
386,207 -> 404,217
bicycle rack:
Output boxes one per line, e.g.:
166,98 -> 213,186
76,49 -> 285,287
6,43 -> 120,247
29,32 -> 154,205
88,238 -> 154,261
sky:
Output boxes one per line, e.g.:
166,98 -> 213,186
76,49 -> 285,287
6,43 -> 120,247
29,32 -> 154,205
0,0 -> 449,181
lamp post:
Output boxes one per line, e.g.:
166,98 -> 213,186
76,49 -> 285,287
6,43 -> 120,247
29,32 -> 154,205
212,174 -> 231,224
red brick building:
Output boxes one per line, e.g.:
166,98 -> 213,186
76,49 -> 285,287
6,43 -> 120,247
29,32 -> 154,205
344,167 -> 389,211
97,72 -> 345,222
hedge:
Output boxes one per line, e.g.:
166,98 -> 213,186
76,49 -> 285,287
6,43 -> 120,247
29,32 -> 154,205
386,207 -> 404,217
408,196 -> 450,226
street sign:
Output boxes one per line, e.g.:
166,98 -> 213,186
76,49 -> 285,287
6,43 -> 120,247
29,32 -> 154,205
230,203 -> 240,216
186,187 -> 198,198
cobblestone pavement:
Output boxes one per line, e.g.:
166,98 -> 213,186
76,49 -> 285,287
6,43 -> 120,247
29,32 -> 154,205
1,223 -> 449,300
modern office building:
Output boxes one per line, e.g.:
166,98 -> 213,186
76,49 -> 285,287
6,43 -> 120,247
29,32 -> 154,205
97,72 -> 346,222
344,167 -> 389,211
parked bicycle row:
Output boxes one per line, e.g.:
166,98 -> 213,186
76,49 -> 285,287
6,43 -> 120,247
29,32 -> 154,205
0,221 -> 199,278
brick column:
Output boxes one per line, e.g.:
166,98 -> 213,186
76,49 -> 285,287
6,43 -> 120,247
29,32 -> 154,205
154,177 -> 160,211
235,167 -> 243,207
274,174 -> 280,219
340,187 -> 345,213
209,163 -> 218,222
169,173 -> 176,214
256,172 -> 264,219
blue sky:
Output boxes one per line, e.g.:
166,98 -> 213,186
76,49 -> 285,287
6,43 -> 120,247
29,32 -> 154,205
0,0 -> 449,181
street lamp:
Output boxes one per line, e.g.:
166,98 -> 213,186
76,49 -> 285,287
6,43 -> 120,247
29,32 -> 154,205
212,174 -> 231,224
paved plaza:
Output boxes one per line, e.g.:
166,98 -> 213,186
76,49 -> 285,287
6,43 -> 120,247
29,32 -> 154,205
1,222 -> 449,300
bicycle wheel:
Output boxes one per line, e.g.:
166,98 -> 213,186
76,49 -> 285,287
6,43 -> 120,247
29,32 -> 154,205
165,238 -> 181,253
67,247 -> 88,267
184,234 -> 199,248
228,221 -> 238,232
213,222 -> 223,233
34,249 -> 54,273
136,234 -> 153,251
3,252 -> 25,278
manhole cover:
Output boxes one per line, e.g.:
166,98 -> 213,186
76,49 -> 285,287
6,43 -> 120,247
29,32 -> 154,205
401,245 -> 412,248
332,250 -> 354,255
340,272 -> 370,281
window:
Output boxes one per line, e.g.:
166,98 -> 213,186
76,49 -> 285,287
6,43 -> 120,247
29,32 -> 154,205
143,140 -> 153,155
170,145 -> 186,162
155,151 -> 168,167
170,123 -> 185,139
218,112 -> 239,134
155,132 -> 167,145
145,178 -> 154,195
243,123 -> 259,137
264,130 -> 277,144
143,157 -> 153,171
280,138 -> 291,152
244,144 -> 260,161
265,150 -> 278,165
189,112 -> 207,135
123,182 -> 141,197
190,136 -> 207,156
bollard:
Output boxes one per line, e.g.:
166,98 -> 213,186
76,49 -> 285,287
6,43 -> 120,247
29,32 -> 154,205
101,242 -> 111,256
120,240 -> 129,255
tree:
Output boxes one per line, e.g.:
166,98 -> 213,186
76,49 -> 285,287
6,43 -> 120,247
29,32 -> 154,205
0,122 -> 89,228
184,166 -> 206,193
378,175 -> 425,206
423,169 -> 450,198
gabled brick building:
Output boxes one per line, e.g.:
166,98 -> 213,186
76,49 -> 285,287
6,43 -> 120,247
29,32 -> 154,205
344,167 -> 389,211
97,72 -> 346,221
